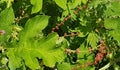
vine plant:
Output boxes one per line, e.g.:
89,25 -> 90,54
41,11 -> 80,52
0,0 -> 120,70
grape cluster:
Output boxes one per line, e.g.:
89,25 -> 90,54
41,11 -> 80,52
51,15 -> 71,32
94,40 -> 106,65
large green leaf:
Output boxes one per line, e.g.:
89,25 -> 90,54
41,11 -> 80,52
54,0 -> 67,10
35,33 -> 67,67
0,6 -> 14,35
6,15 -> 68,70
30,0 -> 42,14
17,33 -> 67,69
87,32 -> 98,48
7,33 -> 68,70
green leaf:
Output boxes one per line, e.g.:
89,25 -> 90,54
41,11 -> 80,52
30,0 -> 42,14
105,1 -> 120,16
104,18 -> 119,29
7,48 -> 22,70
110,30 -> 120,44
35,33 -> 67,67
68,0 -> 81,9
81,0 -> 88,4
87,32 -> 98,48
7,0 -> 14,8
15,33 -> 68,69
20,49 -> 41,70
54,0 -> 67,10
20,15 -> 50,42
77,42 -> 94,66
0,6 -> 14,35
104,18 -> 120,44
78,42 -> 89,59
57,62 -> 71,70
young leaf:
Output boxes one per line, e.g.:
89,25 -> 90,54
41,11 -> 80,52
77,42 -> 94,67
54,0 -> 67,10
87,32 -> 98,48
30,0 -> 42,14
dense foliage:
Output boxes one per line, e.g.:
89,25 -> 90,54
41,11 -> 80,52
0,0 -> 120,70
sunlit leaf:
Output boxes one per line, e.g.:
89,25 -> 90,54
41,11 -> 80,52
87,32 -> 98,48
30,0 -> 42,14
54,0 -> 67,10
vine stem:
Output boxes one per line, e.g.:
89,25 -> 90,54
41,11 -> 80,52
99,62 -> 111,70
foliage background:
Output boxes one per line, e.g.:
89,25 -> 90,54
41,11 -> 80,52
0,0 -> 120,70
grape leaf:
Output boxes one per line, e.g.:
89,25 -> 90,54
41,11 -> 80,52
105,1 -> 120,16
104,18 -> 120,44
54,0 -> 67,10
30,0 -> 42,14
7,15 -> 68,70
104,18 -> 118,29
68,0 -> 81,9
19,15 -> 50,44
110,30 -> 120,44
77,42 -> 94,69
87,32 -> 98,48
17,33 -> 67,69
0,6 -> 14,35
57,62 -> 71,70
